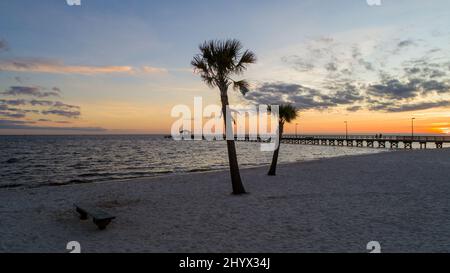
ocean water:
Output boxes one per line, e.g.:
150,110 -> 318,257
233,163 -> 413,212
0,135 -> 385,188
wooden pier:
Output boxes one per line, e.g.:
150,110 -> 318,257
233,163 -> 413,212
166,134 -> 449,149
279,135 -> 449,149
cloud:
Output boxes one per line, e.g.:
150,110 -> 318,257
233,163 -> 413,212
368,79 -> 419,99
367,78 -> 450,99
1,86 -> 60,98
29,100 -> 54,106
23,99 -> 79,109
397,39 -> 416,48
403,59 -> 448,79
141,66 -> 168,74
325,62 -> 338,72
0,99 -> 27,106
0,59 -> 168,75
0,119 -> 106,132
420,80 -> 450,93
247,82 -> 363,111
346,106 -> 362,112
53,101 -> 80,109
0,111 -> 26,118
358,59 -> 374,71
0,100 -> 40,118
281,56 -> 315,72
41,109 -> 80,119
369,100 -> 450,113
0,86 -> 82,120
0,59 -> 134,75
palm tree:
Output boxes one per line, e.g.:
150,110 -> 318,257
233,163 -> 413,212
268,104 -> 299,176
191,39 -> 256,194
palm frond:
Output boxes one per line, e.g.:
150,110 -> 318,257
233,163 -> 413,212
233,80 -> 250,96
235,50 -> 257,73
279,104 -> 299,123
191,55 -> 208,73
192,39 -> 256,91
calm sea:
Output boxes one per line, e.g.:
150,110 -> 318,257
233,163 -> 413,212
0,135 -> 385,188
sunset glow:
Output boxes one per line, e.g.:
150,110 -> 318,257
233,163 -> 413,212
0,0 -> 449,135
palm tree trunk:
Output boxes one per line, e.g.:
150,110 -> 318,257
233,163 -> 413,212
219,86 -> 246,195
268,122 -> 283,176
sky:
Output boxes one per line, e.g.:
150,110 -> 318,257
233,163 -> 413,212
0,0 -> 449,135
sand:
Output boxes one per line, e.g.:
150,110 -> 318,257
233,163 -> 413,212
1,149 -> 449,253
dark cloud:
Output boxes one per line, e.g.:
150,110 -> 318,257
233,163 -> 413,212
0,111 -> 26,119
403,63 -> 447,79
247,82 -> 363,111
53,101 -> 80,109
0,103 -> 39,118
273,35 -> 450,114
397,39 -> 416,48
1,99 -> 80,109
325,83 -> 365,104
420,80 -> 450,93
368,77 -> 450,100
0,119 -> 106,131
0,119 -> 32,126
1,86 -> 60,98
404,67 -> 421,75
0,81 -> 86,125
29,100 -> 54,106
325,62 -> 338,72
37,119 -> 71,124
246,77 -> 450,114
422,68 -> 446,78
369,100 -> 450,113
346,106 -> 362,112
41,109 -> 80,119
368,79 -> 419,99
0,86 -> 81,120
0,99 -> 27,106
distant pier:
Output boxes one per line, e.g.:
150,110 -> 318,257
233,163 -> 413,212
166,134 -> 450,149
280,135 -> 449,149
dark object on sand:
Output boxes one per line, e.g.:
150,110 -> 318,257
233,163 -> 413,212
74,204 -> 115,230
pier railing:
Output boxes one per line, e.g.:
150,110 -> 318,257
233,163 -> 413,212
282,135 -> 450,142
166,134 -> 449,148
279,135 -> 449,149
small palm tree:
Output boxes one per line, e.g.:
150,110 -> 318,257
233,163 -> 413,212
191,39 -> 256,194
268,104 -> 299,176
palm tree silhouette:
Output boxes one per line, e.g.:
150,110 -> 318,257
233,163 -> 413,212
268,104 -> 299,176
191,39 -> 256,194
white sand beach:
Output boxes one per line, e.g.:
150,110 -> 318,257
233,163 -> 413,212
1,149 -> 450,253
